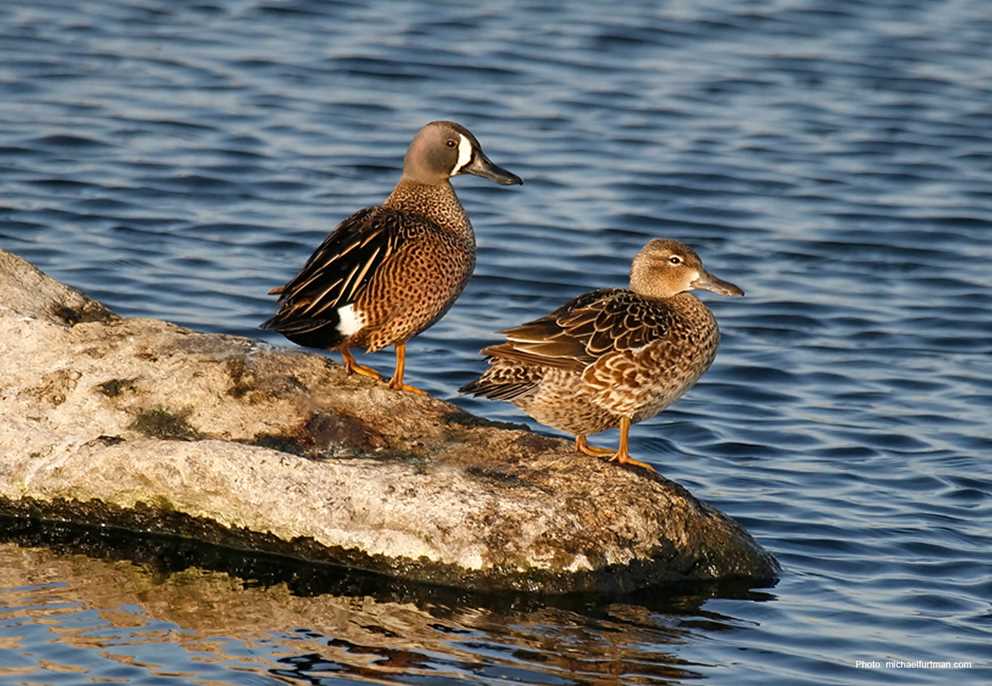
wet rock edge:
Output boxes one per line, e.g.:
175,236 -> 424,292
0,495 -> 779,594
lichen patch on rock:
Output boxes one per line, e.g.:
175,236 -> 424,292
129,406 -> 202,441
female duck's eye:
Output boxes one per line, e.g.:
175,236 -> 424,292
668,255 -> 683,265
446,139 -> 457,148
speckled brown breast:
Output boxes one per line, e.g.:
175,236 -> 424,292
352,221 -> 475,352
341,181 -> 475,352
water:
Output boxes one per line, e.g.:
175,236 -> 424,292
1,0 -> 990,683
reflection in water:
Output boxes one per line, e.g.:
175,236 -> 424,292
0,521 -> 772,685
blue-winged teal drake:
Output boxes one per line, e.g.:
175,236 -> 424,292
460,239 -> 743,471
262,121 -> 521,394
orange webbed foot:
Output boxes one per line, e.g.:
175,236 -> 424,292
388,377 -> 428,396
576,435 -> 614,458
340,347 -> 383,382
609,450 -> 656,472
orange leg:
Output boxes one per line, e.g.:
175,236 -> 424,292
387,342 -> 427,396
609,417 -> 656,472
340,346 -> 382,381
576,434 -> 614,457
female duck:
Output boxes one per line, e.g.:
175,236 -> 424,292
461,239 -> 743,471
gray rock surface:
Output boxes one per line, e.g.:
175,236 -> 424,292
0,250 -> 779,593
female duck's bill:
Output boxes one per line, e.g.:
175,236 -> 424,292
692,270 -> 744,297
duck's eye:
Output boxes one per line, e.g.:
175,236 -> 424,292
446,139 -> 457,148
668,255 -> 683,265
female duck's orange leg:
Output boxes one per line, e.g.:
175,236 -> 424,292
340,346 -> 382,381
576,434 -> 614,457
609,417 -> 656,472
387,342 -> 427,396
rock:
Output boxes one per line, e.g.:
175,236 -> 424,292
0,250 -> 779,593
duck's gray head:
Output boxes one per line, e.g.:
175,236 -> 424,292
630,238 -> 744,299
401,120 -> 522,186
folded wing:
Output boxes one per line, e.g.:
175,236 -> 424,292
482,289 -> 667,372
262,207 -> 403,337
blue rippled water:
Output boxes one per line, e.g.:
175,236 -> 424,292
2,0 -> 991,684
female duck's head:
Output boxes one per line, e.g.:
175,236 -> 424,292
629,238 -> 744,299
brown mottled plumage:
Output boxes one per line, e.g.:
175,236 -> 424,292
460,239 -> 744,471
262,121 -> 521,394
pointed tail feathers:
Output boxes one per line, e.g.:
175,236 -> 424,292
459,364 -> 541,401
259,309 -> 346,350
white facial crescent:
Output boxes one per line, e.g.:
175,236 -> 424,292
452,134 -> 473,175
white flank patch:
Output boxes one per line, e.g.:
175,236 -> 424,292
451,134 -> 473,174
336,304 -> 365,336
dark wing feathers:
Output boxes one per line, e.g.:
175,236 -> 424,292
485,289 -> 670,371
262,207 -> 400,333
459,357 -> 543,400
479,341 -> 571,369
